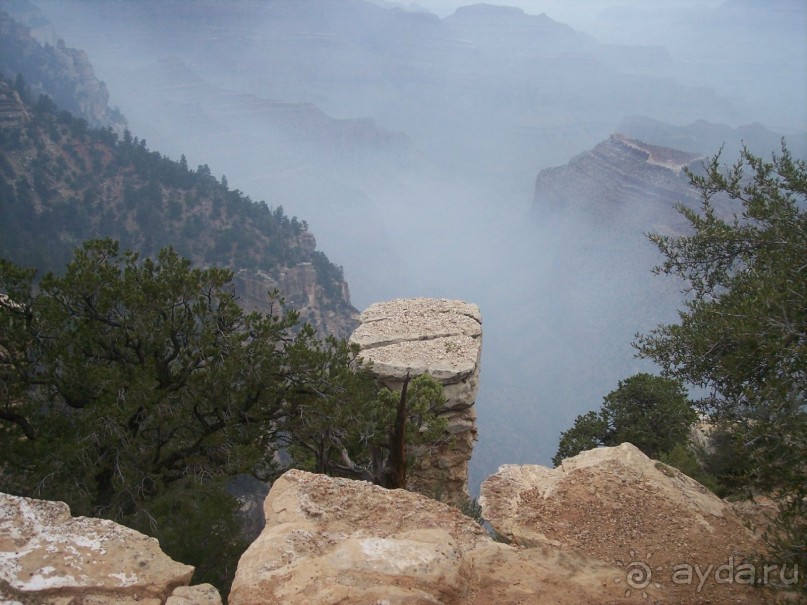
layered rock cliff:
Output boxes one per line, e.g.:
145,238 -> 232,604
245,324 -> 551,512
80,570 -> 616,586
233,230 -> 356,337
0,9 -> 126,131
532,133 -> 705,234
349,298 -> 482,503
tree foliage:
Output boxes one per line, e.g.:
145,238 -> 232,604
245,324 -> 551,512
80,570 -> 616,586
0,239 -> 396,592
2,240 -> 286,513
282,367 -> 448,488
657,444 -> 719,494
636,144 -> 806,423
553,373 -> 696,466
552,410 -> 607,466
634,143 -> 806,592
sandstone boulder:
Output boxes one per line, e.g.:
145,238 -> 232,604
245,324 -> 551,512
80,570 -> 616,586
349,298 -> 482,503
480,443 -> 767,604
0,492 -> 214,604
229,468 -> 654,605
166,583 -> 223,605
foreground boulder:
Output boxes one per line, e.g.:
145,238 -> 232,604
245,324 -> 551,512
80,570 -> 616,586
481,443 -> 769,604
0,492 -> 220,604
229,469 -> 653,605
349,298 -> 482,503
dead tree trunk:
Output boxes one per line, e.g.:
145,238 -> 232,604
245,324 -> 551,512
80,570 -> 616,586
386,370 -> 410,489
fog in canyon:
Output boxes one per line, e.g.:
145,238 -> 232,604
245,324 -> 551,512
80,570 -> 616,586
18,0 -> 807,493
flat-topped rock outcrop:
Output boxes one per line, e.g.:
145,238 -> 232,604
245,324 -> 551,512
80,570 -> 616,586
349,298 -> 482,503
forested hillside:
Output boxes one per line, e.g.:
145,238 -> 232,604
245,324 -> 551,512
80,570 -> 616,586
0,76 -> 356,336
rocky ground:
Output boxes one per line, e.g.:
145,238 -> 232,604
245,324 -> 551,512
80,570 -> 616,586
481,443 -> 782,604
2,445 -> 787,605
228,468 -> 652,605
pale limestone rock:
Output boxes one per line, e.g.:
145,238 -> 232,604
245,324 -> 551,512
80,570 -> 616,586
229,469 -> 652,605
690,417 -> 716,455
349,298 -> 482,503
481,443 -> 763,604
166,583 -> 223,605
0,492 -> 194,604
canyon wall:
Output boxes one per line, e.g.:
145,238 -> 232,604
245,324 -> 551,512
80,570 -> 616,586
532,133 -> 704,233
234,232 -> 357,338
0,9 -> 126,131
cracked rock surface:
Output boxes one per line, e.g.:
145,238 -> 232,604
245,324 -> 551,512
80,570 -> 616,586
0,492 -> 216,604
481,443 -> 768,604
349,298 -> 482,502
229,469 -> 646,605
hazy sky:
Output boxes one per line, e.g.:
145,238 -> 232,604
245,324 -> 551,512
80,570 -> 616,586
411,0 -> 722,26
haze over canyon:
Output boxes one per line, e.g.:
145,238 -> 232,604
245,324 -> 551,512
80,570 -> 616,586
2,0 -> 805,492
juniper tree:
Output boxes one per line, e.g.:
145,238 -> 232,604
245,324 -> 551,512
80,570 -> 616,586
634,143 -> 806,591
0,239 -> 372,589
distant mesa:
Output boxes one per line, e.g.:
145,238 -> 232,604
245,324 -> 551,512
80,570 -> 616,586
612,133 -> 703,172
531,133 -> 706,233
616,115 -> 807,159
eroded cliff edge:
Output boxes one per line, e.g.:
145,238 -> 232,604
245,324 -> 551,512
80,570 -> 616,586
2,448 -> 772,604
